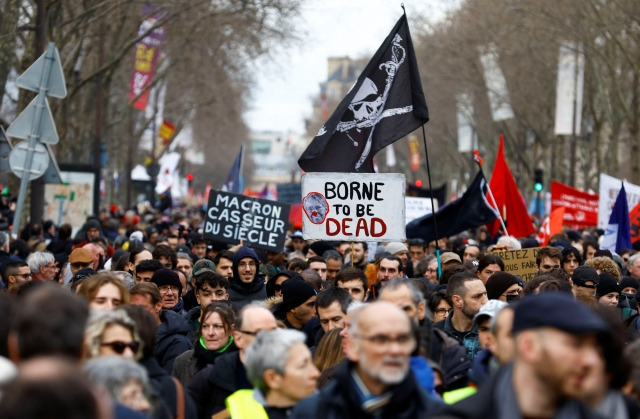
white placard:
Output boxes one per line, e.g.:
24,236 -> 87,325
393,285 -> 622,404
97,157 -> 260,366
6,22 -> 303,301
301,172 -> 406,241
598,173 -> 640,229
405,197 -> 437,224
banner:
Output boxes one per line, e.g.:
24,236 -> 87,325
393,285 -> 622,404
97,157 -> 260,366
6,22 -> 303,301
479,44 -> 514,121
550,180 -> 598,228
154,120 -> 176,159
554,43 -> 584,135
598,173 -> 640,229
129,6 -> 165,111
301,172 -> 405,241
204,191 -> 290,252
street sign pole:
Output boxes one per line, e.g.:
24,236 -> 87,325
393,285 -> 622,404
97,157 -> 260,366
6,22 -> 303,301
6,42 -> 66,237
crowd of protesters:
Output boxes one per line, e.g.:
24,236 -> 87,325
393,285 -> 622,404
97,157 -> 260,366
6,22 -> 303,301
2,203 -> 640,418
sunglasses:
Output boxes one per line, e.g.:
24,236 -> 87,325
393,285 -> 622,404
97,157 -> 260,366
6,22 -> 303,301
101,341 -> 140,355
274,284 -> 282,292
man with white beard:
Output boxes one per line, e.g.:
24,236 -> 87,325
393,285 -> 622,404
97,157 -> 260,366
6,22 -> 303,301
291,301 -> 443,417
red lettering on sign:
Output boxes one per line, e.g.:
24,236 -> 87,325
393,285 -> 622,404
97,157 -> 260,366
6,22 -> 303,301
326,218 -> 340,236
355,218 -> 369,236
371,218 -> 387,237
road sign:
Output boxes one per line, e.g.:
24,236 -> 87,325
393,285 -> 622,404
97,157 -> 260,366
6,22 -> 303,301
6,93 -> 59,144
16,43 -> 67,98
9,141 -> 49,180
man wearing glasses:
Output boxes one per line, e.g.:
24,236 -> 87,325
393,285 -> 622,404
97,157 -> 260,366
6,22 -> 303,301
292,301 -> 444,417
26,251 -> 59,281
228,247 -> 267,309
4,261 -> 31,291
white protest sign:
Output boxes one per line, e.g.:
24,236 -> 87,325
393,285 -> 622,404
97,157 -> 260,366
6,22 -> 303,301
301,172 -> 405,241
405,197 -> 437,224
598,173 -> 640,229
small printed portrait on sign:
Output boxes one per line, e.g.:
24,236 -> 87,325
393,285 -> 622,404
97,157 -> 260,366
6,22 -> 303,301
302,192 -> 330,224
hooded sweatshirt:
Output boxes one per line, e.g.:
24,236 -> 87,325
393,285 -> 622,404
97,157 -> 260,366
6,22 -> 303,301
228,247 -> 267,309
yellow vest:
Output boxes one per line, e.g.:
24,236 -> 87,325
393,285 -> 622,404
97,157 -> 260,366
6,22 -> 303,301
442,386 -> 477,404
226,389 -> 269,419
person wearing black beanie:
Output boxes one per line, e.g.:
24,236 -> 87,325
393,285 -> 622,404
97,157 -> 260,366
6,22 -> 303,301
484,271 -> 521,301
596,273 -> 621,308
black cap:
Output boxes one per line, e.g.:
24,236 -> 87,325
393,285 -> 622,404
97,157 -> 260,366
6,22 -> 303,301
272,277 -> 317,315
595,273 -> 621,298
512,292 -> 610,335
571,266 -> 599,287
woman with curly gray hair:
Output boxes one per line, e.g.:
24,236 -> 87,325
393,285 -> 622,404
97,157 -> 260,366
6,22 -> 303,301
84,309 -> 142,360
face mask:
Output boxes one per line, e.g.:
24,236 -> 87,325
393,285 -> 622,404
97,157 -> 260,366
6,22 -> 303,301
622,293 -> 635,302
506,294 -> 521,303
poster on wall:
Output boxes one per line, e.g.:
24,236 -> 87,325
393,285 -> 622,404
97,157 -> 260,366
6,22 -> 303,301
44,166 -> 98,236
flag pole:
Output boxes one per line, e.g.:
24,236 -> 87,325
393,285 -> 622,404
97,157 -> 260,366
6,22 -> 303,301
473,150 -> 509,236
421,125 -> 441,277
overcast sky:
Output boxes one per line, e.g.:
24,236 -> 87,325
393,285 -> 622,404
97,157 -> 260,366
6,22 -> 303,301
243,0 -> 457,135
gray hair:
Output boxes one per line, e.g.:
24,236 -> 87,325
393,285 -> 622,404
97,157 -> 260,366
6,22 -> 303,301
380,278 -> 425,307
629,253 -> 640,268
176,253 -> 193,265
112,271 -> 136,290
0,231 -> 9,249
346,300 -> 368,314
244,329 -> 306,393
496,235 -> 521,250
84,356 -> 150,402
84,309 -> 141,360
26,251 -> 55,273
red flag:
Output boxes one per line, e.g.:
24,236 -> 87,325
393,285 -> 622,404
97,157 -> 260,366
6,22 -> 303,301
536,206 -> 566,245
487,134 -> 535,238
629,202 -> 640,243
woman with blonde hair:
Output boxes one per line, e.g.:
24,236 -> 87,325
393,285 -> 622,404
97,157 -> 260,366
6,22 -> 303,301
84,309 -> 142,360
76,272 -> 129,311
313,328 -> 344,389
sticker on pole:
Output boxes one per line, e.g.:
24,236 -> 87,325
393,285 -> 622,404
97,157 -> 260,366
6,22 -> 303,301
301,172 -> 406,241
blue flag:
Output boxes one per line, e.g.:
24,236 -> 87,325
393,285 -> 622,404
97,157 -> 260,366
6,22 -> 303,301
222,144 -> 244,194
601,183 -> 632,253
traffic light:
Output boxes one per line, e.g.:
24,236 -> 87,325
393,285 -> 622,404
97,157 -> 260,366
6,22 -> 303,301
186,173 -> 193,188
533,168 -> 543,192
414,179 -> 423,188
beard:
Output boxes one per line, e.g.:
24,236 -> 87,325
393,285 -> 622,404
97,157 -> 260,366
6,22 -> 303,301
359,350 -> 408,386
460,301 -> 478,320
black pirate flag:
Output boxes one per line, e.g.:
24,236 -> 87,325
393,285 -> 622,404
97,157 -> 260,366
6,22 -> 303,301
298,12 -> 429,173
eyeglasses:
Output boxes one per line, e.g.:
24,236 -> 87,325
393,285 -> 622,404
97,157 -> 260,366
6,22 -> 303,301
426,268 -> 438,274
352,333 -> 414,348
237,328 -> 274,337
101,341 -> 140,355
274,284 -> 282,292
158,285 -> 179,294
238,261 -> 257,269
14,273 -> 32,279
434,308 -> 452,315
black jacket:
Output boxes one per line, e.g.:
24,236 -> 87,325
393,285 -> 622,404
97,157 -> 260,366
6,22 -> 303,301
187,351 -> 251,419
155,309 -> 193,374
139,356 -> 197,419
290,359 -> 444,419
431,363 -> 604,419
228,247 -> 267,308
